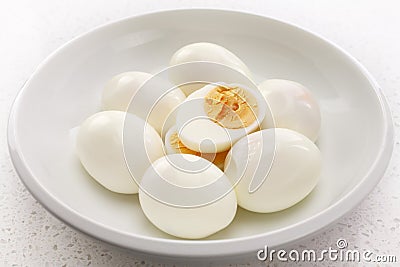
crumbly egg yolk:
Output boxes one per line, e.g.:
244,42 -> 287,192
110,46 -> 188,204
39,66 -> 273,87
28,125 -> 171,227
170,132 -> 228,168
204,86 -> 258,129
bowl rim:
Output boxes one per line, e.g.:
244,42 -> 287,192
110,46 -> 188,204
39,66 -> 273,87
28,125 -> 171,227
7,8 -> 394,258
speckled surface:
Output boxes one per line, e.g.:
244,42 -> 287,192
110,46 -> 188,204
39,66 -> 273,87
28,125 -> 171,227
1,0 -> 399,266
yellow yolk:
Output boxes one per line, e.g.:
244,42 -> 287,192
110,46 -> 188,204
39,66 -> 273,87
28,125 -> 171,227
204,86 -> 258,129
169,132 -> 228,168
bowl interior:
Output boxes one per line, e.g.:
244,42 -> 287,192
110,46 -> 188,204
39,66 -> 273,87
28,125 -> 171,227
12,10 -> 386,244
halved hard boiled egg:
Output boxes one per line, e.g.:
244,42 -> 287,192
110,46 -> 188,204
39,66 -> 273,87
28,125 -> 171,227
164,126 -> 228,170
76,111 -> 164,194
259,79 -> 321,141
176,83 -> 266,153
139,154 -> 237,239
224,128 -> 321,213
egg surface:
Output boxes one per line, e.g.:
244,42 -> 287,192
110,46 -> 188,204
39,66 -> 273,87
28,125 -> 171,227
102,71 -> 151,111
139,154 -> 237,239
224,128 -> 321,213
176,83 -> 266,153
102,71 -> 186,134
76,111 -> 164,194
169,42 -> 252,95
259,79 -> 321,141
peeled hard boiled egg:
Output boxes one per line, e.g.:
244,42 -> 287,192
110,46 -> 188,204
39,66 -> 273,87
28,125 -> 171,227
176,83 -> 266,153
259,79 -> 321,141
102,71 -> 152,111
101,71 -> 186,134
169,42 -> 252,95
139,154 -> 237,239
224,128 -> 321,213
76,111 -> 164,194
164,126 -> 228,170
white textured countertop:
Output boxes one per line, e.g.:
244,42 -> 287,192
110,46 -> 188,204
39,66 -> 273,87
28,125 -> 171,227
1,1 -> 399,266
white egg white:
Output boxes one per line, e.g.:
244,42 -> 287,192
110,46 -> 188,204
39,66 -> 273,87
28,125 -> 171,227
224,128 -> 321,213
102,71 -> 152,111
76,111 -> 164,194
259,79 -> 321,141
139,154 -> 237,239
169,42 -> 252,95
102,71 -> 186,135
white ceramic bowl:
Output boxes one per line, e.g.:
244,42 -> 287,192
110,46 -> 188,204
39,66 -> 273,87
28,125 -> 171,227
8,9 -> 393,258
